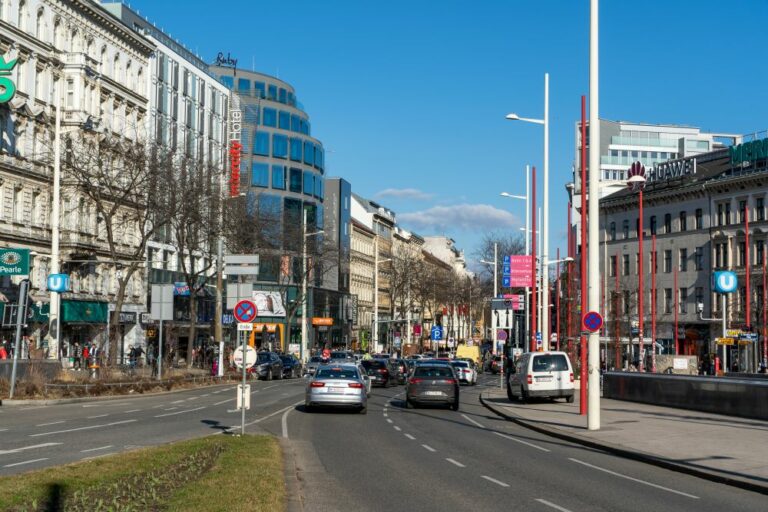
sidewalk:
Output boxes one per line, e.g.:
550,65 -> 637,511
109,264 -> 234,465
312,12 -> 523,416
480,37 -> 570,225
481,387 -> 768,494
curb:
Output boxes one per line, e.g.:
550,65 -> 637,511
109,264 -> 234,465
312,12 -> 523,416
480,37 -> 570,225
479,390 -> 768,496
280,438 -> 304,512
0,381 -> 236,406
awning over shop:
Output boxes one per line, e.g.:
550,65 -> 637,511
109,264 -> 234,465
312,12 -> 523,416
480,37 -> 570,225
62,300 -> 107,324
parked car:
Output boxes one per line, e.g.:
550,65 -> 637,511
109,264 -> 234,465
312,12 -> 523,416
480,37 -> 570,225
405,363 -> 460,410
485,355 -> 503,374
305,355 -> 325,376
361,359 -> 398,387
330,350 -> 355,362
280,354 -> 302,379
450,360 -> 477,385
507,351 -> 574,403
305,364 -> 367,413
252,351 -> 284,381
356,363 -> 372,396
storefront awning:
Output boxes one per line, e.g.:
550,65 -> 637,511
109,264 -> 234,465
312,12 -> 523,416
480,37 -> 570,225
62,300 -> 107,324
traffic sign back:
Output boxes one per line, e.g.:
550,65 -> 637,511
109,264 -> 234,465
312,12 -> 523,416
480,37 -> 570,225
234,299 -> 258,323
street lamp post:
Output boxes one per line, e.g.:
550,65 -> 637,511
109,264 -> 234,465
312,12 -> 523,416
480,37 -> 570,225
480,243 -> 499,354
507,73 -> 550,350
301,209 -> 324,363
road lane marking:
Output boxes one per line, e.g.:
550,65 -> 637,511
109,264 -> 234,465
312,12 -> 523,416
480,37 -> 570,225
446,458 -> 465,468
281,406 -> 291,438
171,400 -> 186,404
535,499 -> 573,512
386,419 -> 393,424
201,394 -> 210,397
493,431 -> 551,452
80,445 -> 113,453
394,426 -> 402,431
30,420 -> 137,437
461,414 -> 486,429
263,385 -> 278,390
0,442 -> 62,455
383,413 -> 388,417
481,475 -> 509,487
154,406 -> 206,418
214,398 -> 235,406
0,428 -> 7,432
124,409 -> 141,413
3,458 -> 48,468
87,414 -> 109,419
421,444 -> 436,452
404,434 -> 416,440
186,397 -> 200,401
568,458 -> 699,499
35,420 -> 65,427
220,401 -> 304,433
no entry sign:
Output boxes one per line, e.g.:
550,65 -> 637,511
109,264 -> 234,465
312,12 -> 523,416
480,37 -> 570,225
234,299 -> 258,323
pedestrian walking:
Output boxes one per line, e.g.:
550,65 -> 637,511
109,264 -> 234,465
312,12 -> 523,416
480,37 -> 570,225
73,342 -> 82,370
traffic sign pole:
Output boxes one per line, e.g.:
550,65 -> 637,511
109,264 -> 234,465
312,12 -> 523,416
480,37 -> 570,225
240,328 -> 247,435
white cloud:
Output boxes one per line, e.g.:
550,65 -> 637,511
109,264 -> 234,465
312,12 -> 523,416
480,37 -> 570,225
398,204 -> 519,232
374,188 -> 434,200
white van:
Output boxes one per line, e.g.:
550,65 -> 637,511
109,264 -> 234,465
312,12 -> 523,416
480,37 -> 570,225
507,351 -> 574,403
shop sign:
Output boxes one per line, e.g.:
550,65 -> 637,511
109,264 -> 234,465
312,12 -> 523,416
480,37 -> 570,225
647,156 -> 697,183
118,312 -> 137,324
229,107 -> 242,197
0,248 -> 29,276
312,317 -> 333,326
173,282 -> 190,296
0,56 -> 17,104
214,52 -> 238,68
730,137 -> 768,165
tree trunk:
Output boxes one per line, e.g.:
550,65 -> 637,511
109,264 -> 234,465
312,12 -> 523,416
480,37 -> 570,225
109,278 -> 130,367
187,293 -> 197,369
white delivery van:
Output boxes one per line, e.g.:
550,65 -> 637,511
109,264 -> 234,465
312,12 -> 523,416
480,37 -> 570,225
507,351 -> 574,403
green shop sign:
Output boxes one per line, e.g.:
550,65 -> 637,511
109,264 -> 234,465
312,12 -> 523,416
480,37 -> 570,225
730,137 -> 768,165
0,55 -> 18,104
0,248 -> 29,276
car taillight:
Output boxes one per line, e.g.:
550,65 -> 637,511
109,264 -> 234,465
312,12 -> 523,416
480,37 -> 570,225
444,378 -> 457,385
378,369 -> 389,375
570,372 -> 574,382
310,381 -> 325,388
348,382 -> 363,389
409,377 -> 423,384
527,375 -> 532,385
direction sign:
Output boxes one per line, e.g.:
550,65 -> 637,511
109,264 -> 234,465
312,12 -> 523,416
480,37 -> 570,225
233,345 -> 257,369
503,255 -> 511,265
582,311 -> 604,332
430,325 -> 443,341
233,299 -> 258,323
502,276 -> 511,288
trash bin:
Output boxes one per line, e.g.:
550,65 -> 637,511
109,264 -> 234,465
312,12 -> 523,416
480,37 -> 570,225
89,364 -> 100,379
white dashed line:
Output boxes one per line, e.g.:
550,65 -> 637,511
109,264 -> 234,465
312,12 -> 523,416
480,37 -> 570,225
186,397 -> 200,401
3,458 -> 48,468
35,420 -> 65,427
481,475 -> 509,487
386,419 -> 393,424
0,428 -> 7,432
493,431 -> 550,452
461,414 -> 486,429
171,400 -> 186,404
404,434 -> 416,440
124,409 -> 141,413
87,414 -> 109,419
535,499 -> 573,512
80,445 -> 113,453
154,406 -> 206,418
568,458 -> 699,499
394,426 -> 402,431
201,393 -> 210,397
0,442 -> 61,455
30,420 -> 137,437
214,398 -> 234,406
446,458 -> 465,468
383,413 -> 388,417
421,444 -> 436,452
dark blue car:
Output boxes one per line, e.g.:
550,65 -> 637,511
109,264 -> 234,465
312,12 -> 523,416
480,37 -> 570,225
280,354 -> 302,379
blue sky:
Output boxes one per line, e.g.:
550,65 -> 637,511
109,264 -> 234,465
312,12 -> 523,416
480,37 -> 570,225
125,0 -> 768,267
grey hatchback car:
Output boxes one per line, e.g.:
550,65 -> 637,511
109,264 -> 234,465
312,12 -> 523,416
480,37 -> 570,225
405,364 -> 460,411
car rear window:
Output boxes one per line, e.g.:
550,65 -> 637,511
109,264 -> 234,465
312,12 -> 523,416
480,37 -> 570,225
532,355 -> 569,372
414,367 -> 453,378
316,368 -> 359,379
451,361 -> 469,368
330,352 -> 349,359
361,360 -> 385,369
309,356 -> 323,363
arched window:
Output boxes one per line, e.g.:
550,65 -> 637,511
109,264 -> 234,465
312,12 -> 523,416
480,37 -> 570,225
100,45 -> 107,73
17,0 -> 27,31
125,60 -> 131,88
113,54 -> 120,81
53,18 -> 63,48
35,8 -> 44,39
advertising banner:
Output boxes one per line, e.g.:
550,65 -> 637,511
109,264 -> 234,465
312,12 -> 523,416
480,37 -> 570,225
252,291 -> 286,317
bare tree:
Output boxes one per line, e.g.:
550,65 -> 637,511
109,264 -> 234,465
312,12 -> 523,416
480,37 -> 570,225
473,231 -> 526,279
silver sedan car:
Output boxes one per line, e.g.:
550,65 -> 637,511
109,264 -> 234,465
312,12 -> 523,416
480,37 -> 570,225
305,364 -> 368,414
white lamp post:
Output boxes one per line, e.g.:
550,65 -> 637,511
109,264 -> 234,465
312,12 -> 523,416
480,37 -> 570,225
301,208 -> 324,363
507,73 -> 550,350
480,244 -> 498,354
501,184 -> 530,347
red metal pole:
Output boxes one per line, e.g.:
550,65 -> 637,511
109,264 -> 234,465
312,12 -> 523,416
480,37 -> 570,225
652,235 -> 657,371
615,265 -> 620,369
557,248 -> 561,351
638,188 -> 644,371
531,166 -> 537,352
674,255 -> 679,357
579,95 -> 587,415
746,204 -> 751,332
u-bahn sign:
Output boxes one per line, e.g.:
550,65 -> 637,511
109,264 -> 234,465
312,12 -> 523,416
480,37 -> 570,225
713,271 -> 738,294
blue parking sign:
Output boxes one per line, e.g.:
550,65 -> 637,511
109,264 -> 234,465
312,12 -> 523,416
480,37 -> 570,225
430,326 -> 443,341
502,276 -> 511,287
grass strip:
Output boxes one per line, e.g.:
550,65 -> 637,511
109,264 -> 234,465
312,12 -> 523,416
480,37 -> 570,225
0,435 -> 284,512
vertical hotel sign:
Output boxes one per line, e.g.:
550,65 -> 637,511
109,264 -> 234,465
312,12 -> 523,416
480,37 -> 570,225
0,56 -> 18,103
229,97 -> 242,197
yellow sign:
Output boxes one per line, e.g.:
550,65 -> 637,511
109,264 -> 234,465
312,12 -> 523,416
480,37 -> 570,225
725,329 -> 742,338
312,317 -> 333,326
716,338 -> 734,345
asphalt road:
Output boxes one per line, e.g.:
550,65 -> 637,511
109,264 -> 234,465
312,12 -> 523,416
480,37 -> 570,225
1,373 -> 765,511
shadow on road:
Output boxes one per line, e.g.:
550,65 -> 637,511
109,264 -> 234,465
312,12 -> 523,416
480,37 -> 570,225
201,419 -> 235,434
44,482 -> 64,512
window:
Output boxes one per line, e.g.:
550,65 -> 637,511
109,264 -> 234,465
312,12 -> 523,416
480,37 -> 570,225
738,242 -> 746,267
679,248 -> 687,272
664,213 -> 672,233
624,290 -> 630,315
757,240 -> 765,267
664,288 -> 673,314
253,132 -> 269,156
739,200 -> 747,223
609,222 -> 616,241
271,165 -> 286,190
272,134 -> 287,159
66,78 -> 74,108
650,216 -> 657,235
695,246 -> 704,271
695,287 -> 704,309
622,254 -> 630,276
679,211 -> 687,232
609,255 -> 617,277
237,78 -> 250,94
663,250 -> 672,273
254,81 -> 265,98
263,107 -> 277,127
717,204 -> 724,226
290,114 -> 301,132
651,250 -> 657,273
622,220 -> 629,239
726,202 -> 731,224
739,287 -> 746,312
635,253 -> 639,275
679,288 -> 688,314
314,176 -> 324,199
303,141 -> 314,166
279,111 -> 290,130
695,208 -> 703,230
303,170 -> 314,195
289,137 -> 302,161
278,88 -> 287,104
251,162 -> 269,187
267,84 -> 277,100
289,168 -> 302,193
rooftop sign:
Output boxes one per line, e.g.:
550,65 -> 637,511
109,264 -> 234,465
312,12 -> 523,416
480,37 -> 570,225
647,156 -> 697,183
214,52 -> 238,68
729,137 -> 768,165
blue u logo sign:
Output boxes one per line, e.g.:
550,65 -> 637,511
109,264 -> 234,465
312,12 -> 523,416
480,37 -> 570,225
713,271 -> 737,294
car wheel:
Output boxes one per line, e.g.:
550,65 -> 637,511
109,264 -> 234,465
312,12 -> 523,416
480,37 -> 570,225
267,369 -> 273,381
405,399 -> 411,409
566,395 -> 574,404
450,399 -> 460,411
278,368 -> 284,380
520,387 -> 529,403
